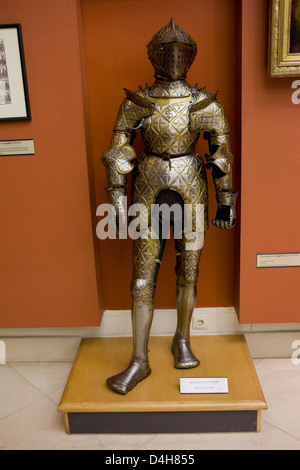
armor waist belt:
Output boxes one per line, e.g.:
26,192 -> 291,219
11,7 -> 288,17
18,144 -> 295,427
146,151 -> 196,160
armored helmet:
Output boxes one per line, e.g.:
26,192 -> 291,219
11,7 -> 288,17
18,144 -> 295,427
147,18 -> 197,81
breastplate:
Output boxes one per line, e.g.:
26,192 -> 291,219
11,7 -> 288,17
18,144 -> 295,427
141,81 -> 199,156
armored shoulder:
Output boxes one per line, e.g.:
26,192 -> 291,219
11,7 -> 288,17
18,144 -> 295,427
114,87 -> 155,132
189,89 -> 230,137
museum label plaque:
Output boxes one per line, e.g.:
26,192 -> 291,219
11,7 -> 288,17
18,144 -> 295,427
257,253 -> 300,268
180,377 -> 229,394
0,139 -> 35,156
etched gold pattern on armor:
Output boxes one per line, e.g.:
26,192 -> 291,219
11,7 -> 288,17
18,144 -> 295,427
142,98 -> 198,155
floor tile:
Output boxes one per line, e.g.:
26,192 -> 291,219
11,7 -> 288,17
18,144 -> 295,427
139,420 -> 300,450
93,433 -> 157,451
0,365 -> 43,420
0,396 -> 107,450
255,359 -> 300,439
10,362 -> 73,396
48,387 -> 67,406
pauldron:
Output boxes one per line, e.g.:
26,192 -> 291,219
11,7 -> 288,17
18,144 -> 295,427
113,88 -> 154,134
189,90 -> 230,148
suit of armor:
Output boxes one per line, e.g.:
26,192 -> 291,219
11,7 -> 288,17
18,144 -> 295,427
102,19 -> 237,394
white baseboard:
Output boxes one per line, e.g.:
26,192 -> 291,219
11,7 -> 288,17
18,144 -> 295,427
0,307 -> 299,362
0,340 -> 6,364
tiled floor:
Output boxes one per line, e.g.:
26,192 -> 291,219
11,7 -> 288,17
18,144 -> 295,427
0,358 -> 300,450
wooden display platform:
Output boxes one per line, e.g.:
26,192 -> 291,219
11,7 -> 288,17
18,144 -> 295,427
58,335 -> 267,434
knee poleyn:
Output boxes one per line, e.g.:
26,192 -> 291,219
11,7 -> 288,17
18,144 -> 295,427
130,278 -> 156,302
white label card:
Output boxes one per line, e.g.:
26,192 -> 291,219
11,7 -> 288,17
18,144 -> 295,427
257,253 -> 300,268
180,377 -> 229,394
0,139 -> 35,156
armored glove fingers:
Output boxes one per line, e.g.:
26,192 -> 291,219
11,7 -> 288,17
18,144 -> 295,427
212,190 -> 238,229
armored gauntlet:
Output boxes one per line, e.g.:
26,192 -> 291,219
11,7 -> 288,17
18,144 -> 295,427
205,141 -> 237,229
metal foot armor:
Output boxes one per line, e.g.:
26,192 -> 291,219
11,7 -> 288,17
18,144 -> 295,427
172,336 -> 200,369
107,358 -> 151,395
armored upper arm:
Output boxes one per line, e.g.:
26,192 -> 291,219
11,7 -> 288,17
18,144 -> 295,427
190,90 -> 232,175
190,90 -> 230,140
102,88 -> 154,176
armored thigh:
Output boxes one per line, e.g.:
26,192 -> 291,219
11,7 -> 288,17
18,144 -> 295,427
175,236 -> 202,287
130,237 -> 165,302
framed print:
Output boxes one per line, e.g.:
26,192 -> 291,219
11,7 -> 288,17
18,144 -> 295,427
0,24 -> 31,120
269,0 -> 300,77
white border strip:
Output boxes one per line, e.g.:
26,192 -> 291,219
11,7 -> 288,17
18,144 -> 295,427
0,307 -> 299,338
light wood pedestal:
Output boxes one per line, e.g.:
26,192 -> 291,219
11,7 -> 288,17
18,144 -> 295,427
58,335 -> 267,434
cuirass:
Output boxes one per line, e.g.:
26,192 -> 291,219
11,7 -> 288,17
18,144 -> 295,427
141,96 -> 198,156
141,81 -> 199,156
102,80 -> 232,234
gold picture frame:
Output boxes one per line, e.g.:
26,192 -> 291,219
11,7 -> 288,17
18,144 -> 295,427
269,0 -> 300,77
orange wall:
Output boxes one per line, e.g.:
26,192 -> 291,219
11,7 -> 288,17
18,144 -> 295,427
239,0 -> 300,323
3,1 -> 296,328
81,0 -> 240,311
0,0 -> 101,327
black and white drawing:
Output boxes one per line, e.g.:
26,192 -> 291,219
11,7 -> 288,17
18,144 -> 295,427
0,38 -> 12,105
0,24 -> 31,121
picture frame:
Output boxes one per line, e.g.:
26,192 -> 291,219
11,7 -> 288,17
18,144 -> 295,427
0,23 -> 31,120
269,0 -> 300,77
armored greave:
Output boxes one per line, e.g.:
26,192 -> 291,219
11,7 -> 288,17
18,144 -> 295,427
172,284 -> 200,368
106,300 -> 153,395
173,239 -> 202,368
131,300 -> 154,362
106,236 -> 162,394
